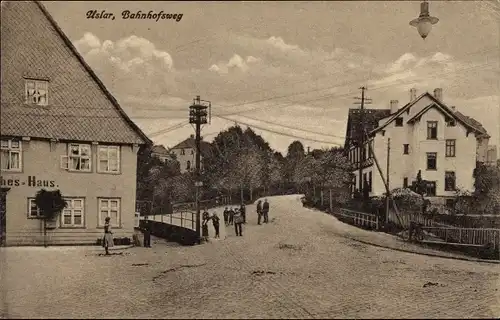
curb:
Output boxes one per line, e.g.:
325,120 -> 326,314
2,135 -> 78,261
336,233 -> 500,264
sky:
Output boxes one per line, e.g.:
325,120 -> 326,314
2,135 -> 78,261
42,0 -> 500,155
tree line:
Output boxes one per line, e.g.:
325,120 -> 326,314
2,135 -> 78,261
135,125 -> 353,214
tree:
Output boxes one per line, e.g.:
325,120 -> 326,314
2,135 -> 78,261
34,189 -> 67,247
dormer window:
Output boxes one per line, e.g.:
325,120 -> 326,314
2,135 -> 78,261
395,117 -> 403,127
446,119 -> 456,127
25,79 -> 49,106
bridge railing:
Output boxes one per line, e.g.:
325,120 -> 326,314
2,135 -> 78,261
337,208 -> 379,230
141,211 -> 195,231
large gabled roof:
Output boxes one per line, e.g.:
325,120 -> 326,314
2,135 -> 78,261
369,92 -> 489,138
0,1 -> 151,145
171,136 -> 212,156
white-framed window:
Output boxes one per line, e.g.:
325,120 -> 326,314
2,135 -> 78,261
186,160 -> 191,170
180,149 -> 185,155
98,145 -> 120,173
27,198 -> 42,218
60,144 -> 91,172
1,139 -> 22,171
98,198 -> 121,227
61,198 -> 85,227
25,79 -> 49,106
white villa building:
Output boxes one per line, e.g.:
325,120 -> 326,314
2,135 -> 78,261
345,88 -> 490,204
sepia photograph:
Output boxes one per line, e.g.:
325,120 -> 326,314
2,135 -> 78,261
1,0 -> 499,318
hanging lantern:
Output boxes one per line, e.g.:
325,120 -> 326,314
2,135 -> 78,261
410,0 -> 439,40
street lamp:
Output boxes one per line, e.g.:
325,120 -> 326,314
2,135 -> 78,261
410,0 -> 439,40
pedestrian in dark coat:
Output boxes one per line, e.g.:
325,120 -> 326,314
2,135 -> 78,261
262,199 -> 270,223
228,208 -> 234,225
223,207 -> 229,226
143,220 -> 151,248
202,209 -> 210,242
212,212 -> 220,238
256,200 -> 263,225
240,204 -> 246,224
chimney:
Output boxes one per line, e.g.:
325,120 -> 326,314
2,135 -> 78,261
451,106 -> 456,112
410,88 -> 417,102
307,146 -> 311,154
390,100 -> 399,113
434,88 -> 443,101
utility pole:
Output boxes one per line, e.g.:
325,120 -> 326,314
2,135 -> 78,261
354,87 -> 371,205
189,95 -> 211,244
385,138 -> 391,225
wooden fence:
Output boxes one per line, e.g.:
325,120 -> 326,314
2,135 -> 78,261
141,211 -> 195,230
387,208 -> 453,230
420,226 -> 500,250
337,208 -> 379,230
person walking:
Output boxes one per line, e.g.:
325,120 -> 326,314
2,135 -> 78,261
212,212 -> 220,238
202,209 -> 211,242
143,220 -> 151,248
256,200 -> 263,225
102,217 -> 114,255
223,207 -> 229,226
233,208 -> 243,236
228,207 -> 234,225
262,199 -> 270,223
240,204 -> 246,224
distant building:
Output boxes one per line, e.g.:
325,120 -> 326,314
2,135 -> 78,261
345,87 -> 490,203
486,145 -> 498,166
0,1 -> 150,246
169,135 -> 211,173
151,145 -> 171,163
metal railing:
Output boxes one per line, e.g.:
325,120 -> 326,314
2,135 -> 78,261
338,208 -> 379,230
419,226 -> 500,250
141,211 -> 196,230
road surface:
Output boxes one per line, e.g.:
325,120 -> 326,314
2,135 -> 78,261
2,195 -> 499,318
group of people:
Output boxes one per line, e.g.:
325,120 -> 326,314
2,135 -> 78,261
120,199 -> 272,252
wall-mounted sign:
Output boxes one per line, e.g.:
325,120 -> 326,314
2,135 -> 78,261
0,176 -> 58,188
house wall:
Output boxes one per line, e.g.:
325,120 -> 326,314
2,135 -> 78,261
352,94 -> 479,198
171,147 -> 203,173
1,138 -> 138,246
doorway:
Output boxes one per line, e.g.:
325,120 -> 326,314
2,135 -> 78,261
0,188 -> 8,247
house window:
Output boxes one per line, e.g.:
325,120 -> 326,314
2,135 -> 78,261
191,149 -> 194,155
425,181 -> 436,196
395,117 -> 403,127
445,171 -> 456,191
186,160 -> 191,170
403,144 -> 409,155
180,149 -> 185,155
98,198 -> 120,227
61,198 -> 85,227
61,144 -> 91,172
368,171 -> 372,192
0,139 -> 22,171
446,119 -> 456,127
27,198 -> 42,218
445,139 -> 456,157
427,121 -> 438,139
25,79 -> 49,106
403,177 -> 408,188
98,145 -> 120,173
426,152 -> 437,170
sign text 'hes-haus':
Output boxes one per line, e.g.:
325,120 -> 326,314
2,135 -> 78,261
1,176 -> 57,188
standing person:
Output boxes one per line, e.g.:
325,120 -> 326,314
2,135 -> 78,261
202,208 -> 210,242
223,207 -> 229,226
256,200 -> 263,225
233,208 -> 243,236
262,199 -> 270,223
143,220 -> 151,248
240,204 -> 246,224
102,217 -> 114,255
212,212 -> 220,238
228,207 -> 234,225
